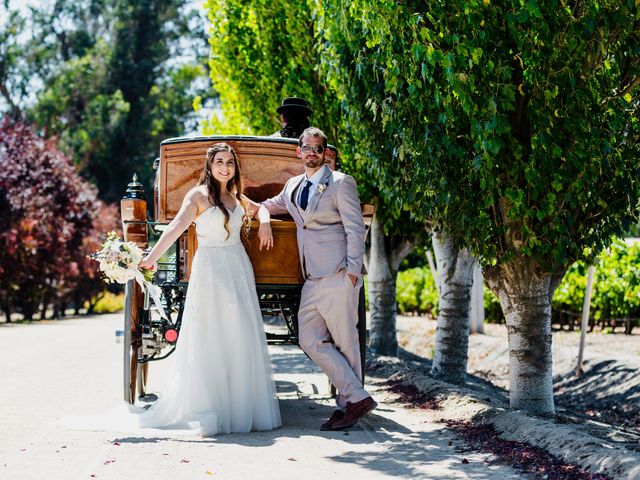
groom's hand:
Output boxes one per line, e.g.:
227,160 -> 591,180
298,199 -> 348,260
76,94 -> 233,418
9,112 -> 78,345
258,222 -> 273,250
348,273 -> 357,287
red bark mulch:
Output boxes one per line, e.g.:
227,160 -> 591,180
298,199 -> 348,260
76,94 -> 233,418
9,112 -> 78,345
376,371 -> 611,480
381,378 -> 442,410
443,419 -> 611,480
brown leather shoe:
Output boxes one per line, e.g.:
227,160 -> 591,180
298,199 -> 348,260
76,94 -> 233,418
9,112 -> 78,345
320,410 -> 345,431
331,396 -> 377,430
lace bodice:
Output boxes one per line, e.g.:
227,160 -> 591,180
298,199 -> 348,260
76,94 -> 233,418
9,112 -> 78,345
195,205 -> 244,247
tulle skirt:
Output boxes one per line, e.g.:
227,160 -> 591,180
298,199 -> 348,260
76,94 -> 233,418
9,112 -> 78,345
135,243 -> 281,436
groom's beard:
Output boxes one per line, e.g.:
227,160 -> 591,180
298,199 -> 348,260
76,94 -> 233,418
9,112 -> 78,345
303,155 -> 324,169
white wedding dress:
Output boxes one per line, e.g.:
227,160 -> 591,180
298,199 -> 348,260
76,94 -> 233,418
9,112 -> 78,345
136,204 -> 281,435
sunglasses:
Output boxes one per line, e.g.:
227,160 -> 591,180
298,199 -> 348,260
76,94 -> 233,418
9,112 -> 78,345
300,144 -> 325,154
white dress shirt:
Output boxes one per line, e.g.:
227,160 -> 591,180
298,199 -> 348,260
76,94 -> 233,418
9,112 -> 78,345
298,165 -> 328,210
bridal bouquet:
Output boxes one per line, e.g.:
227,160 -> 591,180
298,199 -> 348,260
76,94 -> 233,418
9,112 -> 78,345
90,232 -> 167,318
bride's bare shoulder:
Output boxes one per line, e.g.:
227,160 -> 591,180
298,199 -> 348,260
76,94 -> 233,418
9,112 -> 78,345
183,185 -> 210,209
184,185 -> 207,199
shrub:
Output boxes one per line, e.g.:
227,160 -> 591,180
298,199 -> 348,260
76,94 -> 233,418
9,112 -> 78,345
396,239 -> 640,332
418,271 -> 439,317
484,288 -> 504,324
554,239 -> 640,332
89,291 -> 125,314
397,268 -> 425,314
396,267 -> 439,317
0,119 -> 94,319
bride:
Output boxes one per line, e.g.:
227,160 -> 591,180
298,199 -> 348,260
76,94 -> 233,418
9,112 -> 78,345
136,142 -> 281,436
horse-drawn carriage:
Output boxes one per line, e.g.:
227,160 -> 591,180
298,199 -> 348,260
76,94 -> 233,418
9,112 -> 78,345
120,136 -> 371,403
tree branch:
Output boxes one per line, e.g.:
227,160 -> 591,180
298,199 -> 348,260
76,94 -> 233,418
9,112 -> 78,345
600,75 -> 640,107
390,235 -> 420,272
0,80 -> 20,118
617,75 -> 640,99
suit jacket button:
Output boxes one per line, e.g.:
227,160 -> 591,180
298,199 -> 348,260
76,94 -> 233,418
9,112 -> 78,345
303,225 -> 307,229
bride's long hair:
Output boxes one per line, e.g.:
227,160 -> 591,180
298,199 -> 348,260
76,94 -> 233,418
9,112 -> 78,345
198,143 -> 249,239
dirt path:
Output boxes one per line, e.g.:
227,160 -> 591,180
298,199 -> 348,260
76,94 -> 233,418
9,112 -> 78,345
1,314 -> 522,480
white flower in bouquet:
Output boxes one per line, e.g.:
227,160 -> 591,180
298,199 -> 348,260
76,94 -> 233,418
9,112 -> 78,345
90,232 -> 154,284
89,231 -> 166,319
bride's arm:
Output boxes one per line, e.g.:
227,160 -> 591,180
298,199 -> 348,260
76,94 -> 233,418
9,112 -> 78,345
242,195 -> 273,250
139,191 -> 200,268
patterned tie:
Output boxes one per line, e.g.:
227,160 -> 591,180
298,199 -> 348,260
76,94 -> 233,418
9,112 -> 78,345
299,180 -> 312,210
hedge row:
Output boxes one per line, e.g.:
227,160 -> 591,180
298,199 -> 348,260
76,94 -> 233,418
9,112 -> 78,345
396,267 -> 500,320
397,239 -> 640,328
555,239 -> 640,325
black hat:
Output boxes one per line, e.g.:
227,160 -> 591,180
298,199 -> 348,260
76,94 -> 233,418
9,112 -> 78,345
276,97 -> 313,116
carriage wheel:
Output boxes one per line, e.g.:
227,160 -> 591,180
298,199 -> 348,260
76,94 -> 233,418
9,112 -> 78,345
328,284 -> 367,397
123,280 -> 145,404
137,363 -> 148,397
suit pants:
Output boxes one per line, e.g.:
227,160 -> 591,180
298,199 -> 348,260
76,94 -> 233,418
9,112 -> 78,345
297,269 -> 369,410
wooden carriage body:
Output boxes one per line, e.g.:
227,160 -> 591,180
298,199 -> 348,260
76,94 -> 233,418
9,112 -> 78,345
120,135 -> 369,404
155,136 -> 337,285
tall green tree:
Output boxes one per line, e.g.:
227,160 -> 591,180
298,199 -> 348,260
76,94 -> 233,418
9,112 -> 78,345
322,0 -> 478,376
319,2 -> 426,355
2,0 -> 211,201
205,0 -> 424,356
204,0 -> 341,139
102,0 -> 204,199
331,0 -> 640,415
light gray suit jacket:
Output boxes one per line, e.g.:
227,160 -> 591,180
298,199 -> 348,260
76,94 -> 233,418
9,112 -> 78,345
262,166 -> 366,279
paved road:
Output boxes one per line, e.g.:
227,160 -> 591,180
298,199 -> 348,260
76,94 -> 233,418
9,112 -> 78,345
1,314 -> 522,479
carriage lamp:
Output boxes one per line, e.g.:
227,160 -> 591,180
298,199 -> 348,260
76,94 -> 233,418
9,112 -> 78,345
121,173 -> 148,248
124,173 -> 146,199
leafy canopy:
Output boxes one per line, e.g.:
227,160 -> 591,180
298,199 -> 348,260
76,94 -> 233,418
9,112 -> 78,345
323,0 -> 640,271
203,0 -> 341,140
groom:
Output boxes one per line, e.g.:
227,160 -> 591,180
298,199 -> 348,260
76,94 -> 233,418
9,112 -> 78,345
262,127 -> 377,430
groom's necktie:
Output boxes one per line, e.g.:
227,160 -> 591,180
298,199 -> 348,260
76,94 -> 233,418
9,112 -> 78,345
299,180 -> 312,210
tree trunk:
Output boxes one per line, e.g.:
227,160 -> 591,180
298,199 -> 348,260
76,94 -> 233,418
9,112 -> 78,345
53,302 -> 66,319
87,301 -> 96,315
484,259 -> 565,416
367,212 -> 418,356
39,290 -> 51,319
470,263 -> 485,334
21,304 -> 35,321
74,291 -> 82,315
430,231 -> 475,384
0,81 -> 21,119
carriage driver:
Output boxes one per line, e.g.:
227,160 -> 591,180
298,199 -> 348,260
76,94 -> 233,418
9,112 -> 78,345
271,97 -> 313,139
